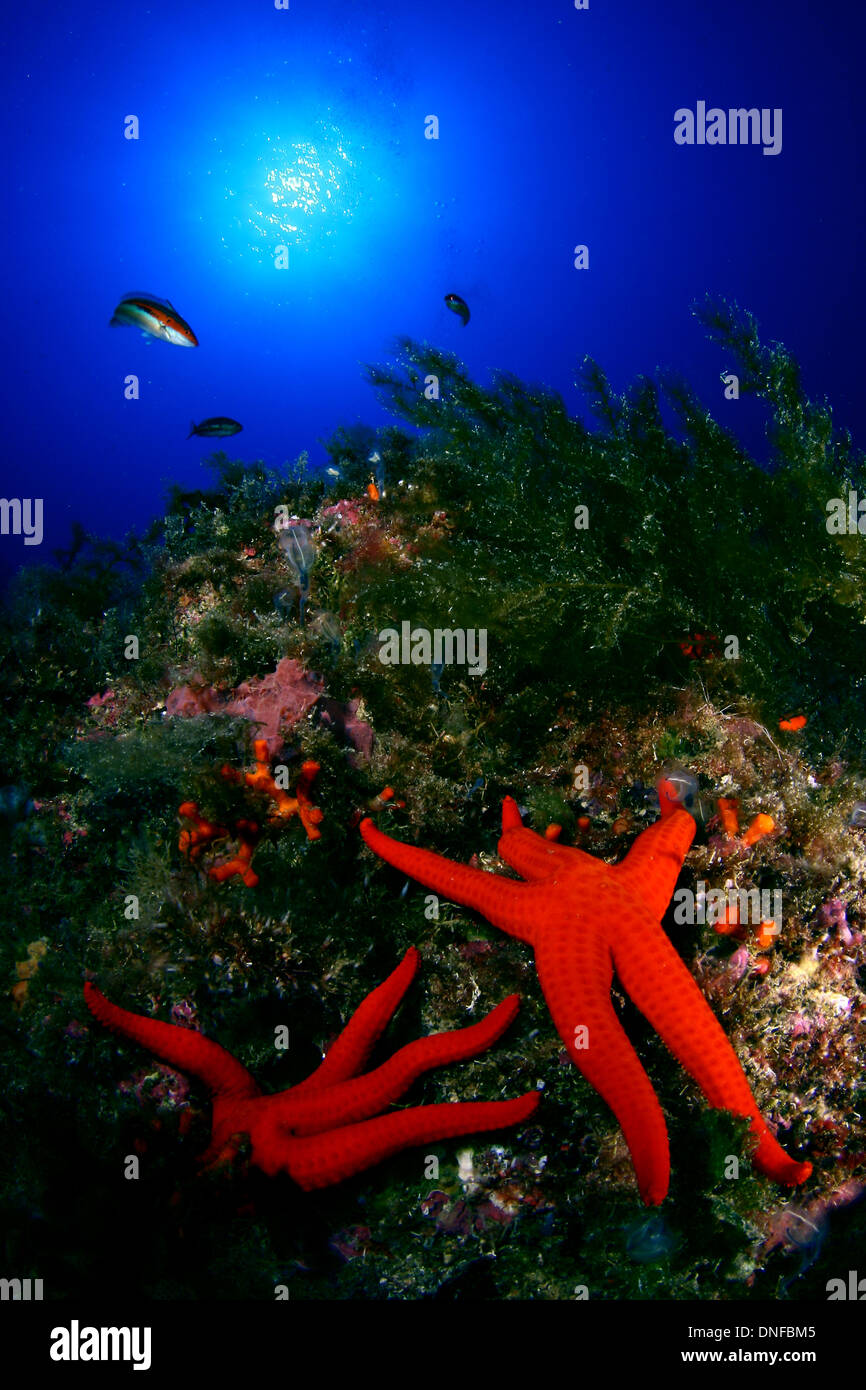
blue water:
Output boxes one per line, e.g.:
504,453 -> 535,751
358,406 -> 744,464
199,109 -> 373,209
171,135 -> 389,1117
3,0 -> 864,579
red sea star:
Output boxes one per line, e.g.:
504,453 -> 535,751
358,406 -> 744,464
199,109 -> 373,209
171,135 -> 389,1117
360,780 -> 813,1205
83,949 -> 538,1190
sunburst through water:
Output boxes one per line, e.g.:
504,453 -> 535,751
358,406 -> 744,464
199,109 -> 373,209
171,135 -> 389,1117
238,122 -> 359,254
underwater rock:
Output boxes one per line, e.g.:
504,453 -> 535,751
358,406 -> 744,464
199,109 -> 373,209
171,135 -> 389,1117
317,695 -> 374,760
761,1180 -> 864,1261
272,589 -> 295,619
118,1064 -> 191,1112
329,1226 -> 373,1262
819,899 -> 853,946
0,784 -> 34,827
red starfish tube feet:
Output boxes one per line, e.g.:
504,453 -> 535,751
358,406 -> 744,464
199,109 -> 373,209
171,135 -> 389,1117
360,783 -> 812,1205
83,950 -> 537,1191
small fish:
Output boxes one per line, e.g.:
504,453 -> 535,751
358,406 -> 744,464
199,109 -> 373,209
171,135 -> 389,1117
325,466 -> 342,478
366,480 -> 380,501
110,293 -> 198,346
444,292 -> 470,326
187,417 -> 243,438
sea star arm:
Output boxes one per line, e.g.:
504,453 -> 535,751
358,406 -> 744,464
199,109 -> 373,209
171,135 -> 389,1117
282,1092 -> 540,1190
610,927 -> 812,1187
532,926 -> 671,1205
613,808 -> 696,921
275,993 -> 522,1134
83,982 -> 260,1103
360,817 -> 544,943
496,796 -> 578,879
291,947 -> 419,1096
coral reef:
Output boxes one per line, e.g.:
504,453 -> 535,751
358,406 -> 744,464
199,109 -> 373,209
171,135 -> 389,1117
0,301 -> 864,1299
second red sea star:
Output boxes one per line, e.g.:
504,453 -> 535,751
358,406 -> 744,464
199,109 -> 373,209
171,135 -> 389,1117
84,948 -> 538,1190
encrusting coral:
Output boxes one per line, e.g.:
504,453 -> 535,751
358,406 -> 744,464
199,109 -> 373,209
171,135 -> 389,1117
220,740 -> 323,840
178,744 -> 323,887
167,657 -> 323,756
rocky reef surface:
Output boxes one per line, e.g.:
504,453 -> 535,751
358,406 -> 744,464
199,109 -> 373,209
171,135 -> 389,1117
0,300 -> 864,1300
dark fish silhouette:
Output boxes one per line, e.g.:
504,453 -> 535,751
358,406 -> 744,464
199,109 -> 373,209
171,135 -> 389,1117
444,292 -> 470,326
187,418 -> 243,438
110,293 -> 198,346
